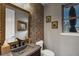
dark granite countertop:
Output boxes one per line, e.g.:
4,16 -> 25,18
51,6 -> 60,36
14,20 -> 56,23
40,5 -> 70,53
1,44 -> 41,56
12,45 -> 41,56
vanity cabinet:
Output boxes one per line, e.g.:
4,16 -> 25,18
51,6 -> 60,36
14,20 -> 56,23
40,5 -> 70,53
30,47 -> 41,56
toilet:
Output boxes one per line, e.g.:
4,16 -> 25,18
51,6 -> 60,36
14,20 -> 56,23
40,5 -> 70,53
36,40 -> 55,56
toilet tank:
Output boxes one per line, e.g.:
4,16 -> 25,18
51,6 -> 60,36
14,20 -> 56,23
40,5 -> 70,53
36,40 -> 43,50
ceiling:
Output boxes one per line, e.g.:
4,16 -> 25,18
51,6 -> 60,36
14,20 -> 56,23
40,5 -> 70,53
41,3 -> 49,7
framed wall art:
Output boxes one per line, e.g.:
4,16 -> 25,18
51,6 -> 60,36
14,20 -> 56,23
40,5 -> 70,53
51,21 -> 58,29
46,16 -> 51,23
17,21 -> 27,31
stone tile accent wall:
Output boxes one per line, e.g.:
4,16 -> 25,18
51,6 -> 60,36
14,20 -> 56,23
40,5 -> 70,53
28,4 -> 44,43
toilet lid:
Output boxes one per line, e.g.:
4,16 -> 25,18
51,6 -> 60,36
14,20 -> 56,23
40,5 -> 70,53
41,49 -> 55,56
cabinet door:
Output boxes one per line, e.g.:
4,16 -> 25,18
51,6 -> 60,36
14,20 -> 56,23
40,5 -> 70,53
30,48 -> 41,56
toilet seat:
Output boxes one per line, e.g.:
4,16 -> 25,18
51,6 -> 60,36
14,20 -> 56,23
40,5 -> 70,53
41,49 -> 55,56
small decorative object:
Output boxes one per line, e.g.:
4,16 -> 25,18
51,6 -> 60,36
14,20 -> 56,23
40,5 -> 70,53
1,41 -> 11,55
26,37 -> 32,44
28,37 -> 32,44
46,16 -> 51,23
51,21 -> 58,29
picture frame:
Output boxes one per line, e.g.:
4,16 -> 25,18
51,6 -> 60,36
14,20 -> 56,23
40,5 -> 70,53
17,21 -> 27,31
51,21 -> 58,29
46,16 -> 51,23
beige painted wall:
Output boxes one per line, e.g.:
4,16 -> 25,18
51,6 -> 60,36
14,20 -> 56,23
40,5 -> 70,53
44,3 -> 79,56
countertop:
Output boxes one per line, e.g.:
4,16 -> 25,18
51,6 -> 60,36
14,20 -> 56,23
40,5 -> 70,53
1,44 -> 41,56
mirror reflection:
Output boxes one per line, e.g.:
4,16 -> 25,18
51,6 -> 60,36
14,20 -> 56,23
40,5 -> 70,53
5,4 -> 29,49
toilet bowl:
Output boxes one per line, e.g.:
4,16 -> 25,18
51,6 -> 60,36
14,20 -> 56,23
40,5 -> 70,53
36,40 -> 55,56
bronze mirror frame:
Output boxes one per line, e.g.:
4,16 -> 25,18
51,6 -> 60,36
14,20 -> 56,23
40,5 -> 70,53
0,3 -> 31,54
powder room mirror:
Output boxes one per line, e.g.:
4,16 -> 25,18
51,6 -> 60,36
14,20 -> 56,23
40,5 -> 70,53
4,3 -> 30,49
